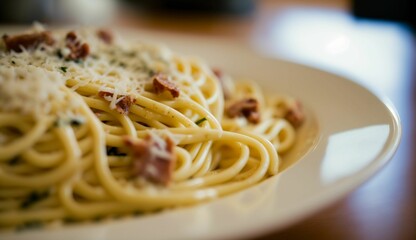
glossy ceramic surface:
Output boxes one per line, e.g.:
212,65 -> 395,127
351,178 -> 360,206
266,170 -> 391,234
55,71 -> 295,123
2,29 -> 401,240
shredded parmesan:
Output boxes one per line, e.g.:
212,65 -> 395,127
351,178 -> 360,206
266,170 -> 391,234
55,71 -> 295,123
147,132 -> 172,160
0,66 -> 65,118
0,27 -> 174,117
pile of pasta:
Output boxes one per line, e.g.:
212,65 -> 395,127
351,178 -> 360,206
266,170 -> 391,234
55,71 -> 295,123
0,26 -> 304,229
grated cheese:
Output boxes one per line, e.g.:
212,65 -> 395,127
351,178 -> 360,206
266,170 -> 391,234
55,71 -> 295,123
147,132 -> 172,160
0,65 -> 65,118
0,27 -> 174,118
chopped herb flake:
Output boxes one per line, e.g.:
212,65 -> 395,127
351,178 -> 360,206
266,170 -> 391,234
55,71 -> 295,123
195,117 -> 207,125
148,69 -> 155,76
60,66 -> 67,73
8,156 -> 21,165
54,117 -> 85,127
11,60 -> 16,64
128,52 -> 136,57
56,49 -> 63,58
20,190 -> 50,209
70,117 -> 85,126
106,147 -> 127,156
16,221 -> 43,231
133,211 -> 142,216
63,217 -> 78,224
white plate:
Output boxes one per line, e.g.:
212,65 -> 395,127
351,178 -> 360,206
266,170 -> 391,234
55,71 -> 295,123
1,29 -> 401,240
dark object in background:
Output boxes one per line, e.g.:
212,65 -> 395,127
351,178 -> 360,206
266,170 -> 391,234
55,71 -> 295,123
125,0 -> 255,16
352,0 -> 415,29
0,0 -> 47,23
0,0 -> 116,24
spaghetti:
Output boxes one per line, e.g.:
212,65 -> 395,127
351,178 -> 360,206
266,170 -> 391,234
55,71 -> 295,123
0,26 -> 304,229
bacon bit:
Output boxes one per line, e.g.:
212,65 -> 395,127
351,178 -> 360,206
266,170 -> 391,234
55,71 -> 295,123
98,91 -> 136,115
152,73 -> 180,98
116,96 -> 136,115
124,134 -> 176,186
226,98 -> 260,124
65,31 -> 90,61
212,68 -> 223,79
97,29 -> 113,44
284,100 -> 305,128
2,31 -> 54,52
212,68 -> 230,100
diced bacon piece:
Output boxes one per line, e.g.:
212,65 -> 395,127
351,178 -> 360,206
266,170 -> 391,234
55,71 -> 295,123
212,68 -> 222,78
66,31 -> 77,42
226,98 -> 260,124
98,91 -> 136,115
284,100 -> 305,128
152,73 -> 180,98
246,111 -> 260,124
2,31 -> 54,52
115,96 -> 136,115
65,31 -> 90,61
97,29 -> 113,44
124,134 -> 176,186
98,91 -> 113,100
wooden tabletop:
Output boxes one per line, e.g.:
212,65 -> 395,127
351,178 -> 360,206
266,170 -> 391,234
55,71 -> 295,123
116,0 -> 415,239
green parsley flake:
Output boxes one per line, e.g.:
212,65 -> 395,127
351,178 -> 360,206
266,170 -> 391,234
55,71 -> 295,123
195,117 -> 207,125
20,190 -> 50,209
60,66 -> 67,73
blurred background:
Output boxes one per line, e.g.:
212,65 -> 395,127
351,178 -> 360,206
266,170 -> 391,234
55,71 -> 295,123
0,0 -> 415,26
0,0 -> 414,30
1,0 -> 415,239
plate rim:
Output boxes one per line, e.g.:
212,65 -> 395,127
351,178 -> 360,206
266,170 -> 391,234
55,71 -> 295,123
0,28 -> 402,240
